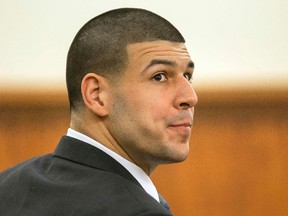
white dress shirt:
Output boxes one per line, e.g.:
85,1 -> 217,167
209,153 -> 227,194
66,128 -> 160,202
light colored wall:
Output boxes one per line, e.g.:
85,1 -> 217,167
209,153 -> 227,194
1,0 -> 288,91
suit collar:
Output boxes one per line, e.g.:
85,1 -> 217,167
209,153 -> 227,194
53,136 -> 141,187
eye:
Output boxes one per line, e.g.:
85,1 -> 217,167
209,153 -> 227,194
184,72 -> 193,82
152,73 -> 167,82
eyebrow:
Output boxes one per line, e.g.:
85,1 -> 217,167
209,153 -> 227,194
143,59 -> 194,73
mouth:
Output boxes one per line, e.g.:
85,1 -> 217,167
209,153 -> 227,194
166,112 -> 194,134
168,121 -> 192,134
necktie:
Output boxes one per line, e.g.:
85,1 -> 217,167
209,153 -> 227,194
158,193 -> 171,211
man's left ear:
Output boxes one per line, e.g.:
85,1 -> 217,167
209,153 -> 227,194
81,73 -> 111,117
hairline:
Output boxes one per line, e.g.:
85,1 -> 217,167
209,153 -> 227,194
67,8 -> 186,112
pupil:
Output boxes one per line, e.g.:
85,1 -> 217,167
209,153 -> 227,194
155,74 -> 162,81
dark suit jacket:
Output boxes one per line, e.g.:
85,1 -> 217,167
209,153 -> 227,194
0,136 -> 172,216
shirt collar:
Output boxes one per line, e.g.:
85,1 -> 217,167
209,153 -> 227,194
66,128 -> 159,202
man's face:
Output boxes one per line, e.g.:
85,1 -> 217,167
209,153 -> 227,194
107,41 -> 198,171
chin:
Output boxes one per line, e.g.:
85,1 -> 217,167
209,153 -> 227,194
160,146 -> 190,164
173,152 -> 189,163
159,155 -> 188,165
171,142 -> 190,161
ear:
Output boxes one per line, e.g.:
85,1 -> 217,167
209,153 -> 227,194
81,73 -> 111,117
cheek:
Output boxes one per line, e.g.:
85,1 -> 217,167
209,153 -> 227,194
116,86 -> 170,124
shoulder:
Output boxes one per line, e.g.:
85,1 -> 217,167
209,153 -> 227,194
0,154 -> 172,216
0,154 -> 53,182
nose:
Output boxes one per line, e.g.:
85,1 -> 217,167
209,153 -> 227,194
174,79 -> 198,110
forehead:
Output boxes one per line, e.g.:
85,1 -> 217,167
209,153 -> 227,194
126,41 -> 192,65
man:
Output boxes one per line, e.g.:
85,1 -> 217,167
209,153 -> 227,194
0,8 -> 197,215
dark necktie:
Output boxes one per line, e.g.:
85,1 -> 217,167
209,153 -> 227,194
158,193 -> 171,211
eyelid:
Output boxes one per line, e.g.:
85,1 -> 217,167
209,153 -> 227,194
152,72 -> 168,82
184,72 -> 193,82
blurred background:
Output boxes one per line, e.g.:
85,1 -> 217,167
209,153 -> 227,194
1,0 -> 287,215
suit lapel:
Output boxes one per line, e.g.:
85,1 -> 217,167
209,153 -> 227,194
53,136 -> 141,187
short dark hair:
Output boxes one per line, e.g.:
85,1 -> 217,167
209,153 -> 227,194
66,8 -> 185,111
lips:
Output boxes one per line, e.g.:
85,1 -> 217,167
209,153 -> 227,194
166,111 -> 194,133
170,120 -> 192,127
168,120 -> 193,135
170,122 -> 192,127
167,115 -> 193,127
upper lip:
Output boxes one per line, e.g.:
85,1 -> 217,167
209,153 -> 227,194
167,112 -> 193,127
169,120 -> 192,127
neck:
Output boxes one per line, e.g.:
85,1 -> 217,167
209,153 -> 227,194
70,111 -> 158,175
